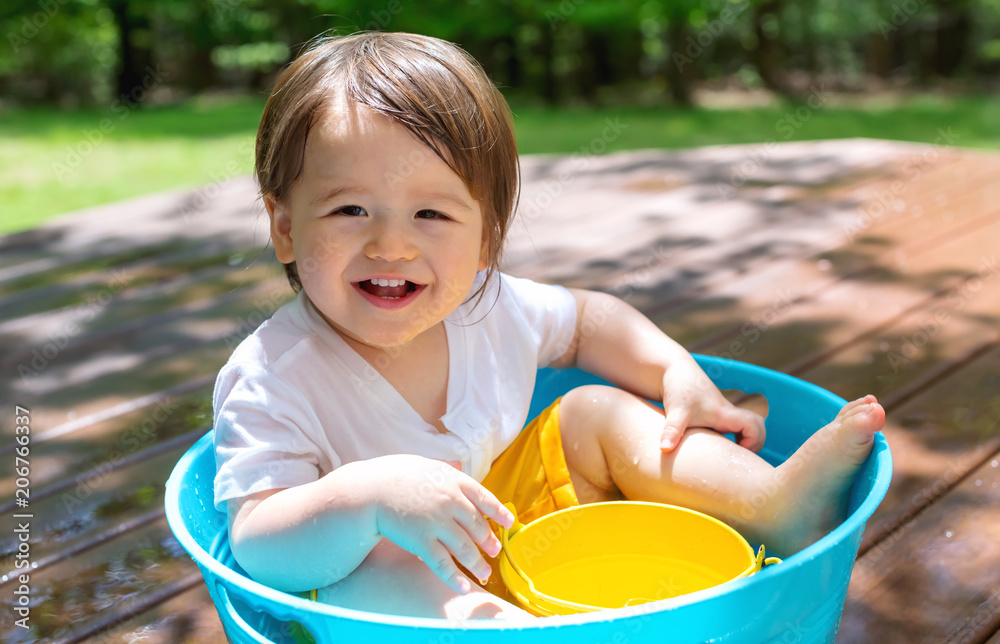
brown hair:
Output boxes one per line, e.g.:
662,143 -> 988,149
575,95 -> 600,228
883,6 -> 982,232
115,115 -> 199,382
255,32 -> 519,301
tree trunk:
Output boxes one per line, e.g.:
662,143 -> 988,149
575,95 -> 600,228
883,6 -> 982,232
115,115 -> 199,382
538,24 -> 557,104
865,32 -> 893,78
752,0 -> 792,98
501,33 -> 522,90
108,0 -> 152,101
665,10 -> 694,107
580,30 -> 613,102
932,0 -> 971,77
187,0 -> 217,91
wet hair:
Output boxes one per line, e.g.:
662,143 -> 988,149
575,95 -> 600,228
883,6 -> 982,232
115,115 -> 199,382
255,31 -> 520,301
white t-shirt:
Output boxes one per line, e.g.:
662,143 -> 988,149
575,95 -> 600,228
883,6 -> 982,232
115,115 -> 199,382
213,272 -> 578,511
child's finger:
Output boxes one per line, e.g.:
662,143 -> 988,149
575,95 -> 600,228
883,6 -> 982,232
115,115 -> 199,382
436,521 -> 494,584
462,481 -> 515,529
661,406 -> 691,451
454,506 -> 503,559
418,539 -> 475,595
720,406 -> 766,451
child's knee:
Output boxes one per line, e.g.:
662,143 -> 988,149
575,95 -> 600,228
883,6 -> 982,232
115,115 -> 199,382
560,384 -> 660,435
560,385 -> 621,431
559,385 -> 630,494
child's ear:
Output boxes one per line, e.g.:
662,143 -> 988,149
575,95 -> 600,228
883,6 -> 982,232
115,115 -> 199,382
264,195 -> 295,264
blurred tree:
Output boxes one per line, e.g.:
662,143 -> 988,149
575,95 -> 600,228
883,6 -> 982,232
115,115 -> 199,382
106,0 -> 154,98
751,0 -> 786,95
1,0 -> 998,108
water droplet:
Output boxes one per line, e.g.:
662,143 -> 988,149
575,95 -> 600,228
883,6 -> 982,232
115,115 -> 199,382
975,479 -> 982,487
945,531 -> 953,538
992,460 -> 998,468
1,575 -> 7,582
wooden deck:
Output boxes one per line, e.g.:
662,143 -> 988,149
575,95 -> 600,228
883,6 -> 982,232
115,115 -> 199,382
1,138 -> 998,643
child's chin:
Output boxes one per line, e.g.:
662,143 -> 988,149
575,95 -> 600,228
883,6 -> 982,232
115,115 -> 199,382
361,327 -> 424,349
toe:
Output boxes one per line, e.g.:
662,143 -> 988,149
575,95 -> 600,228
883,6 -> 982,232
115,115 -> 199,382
836,397 -> 872,421
838,403 -> 884,454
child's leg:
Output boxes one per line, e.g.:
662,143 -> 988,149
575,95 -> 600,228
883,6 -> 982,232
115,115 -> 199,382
558,385 -> 884,556
316,539 -> 534,621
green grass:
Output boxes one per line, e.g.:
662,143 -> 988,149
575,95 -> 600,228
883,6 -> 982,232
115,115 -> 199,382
0,94 -> 265,236
2,92 -> 998,236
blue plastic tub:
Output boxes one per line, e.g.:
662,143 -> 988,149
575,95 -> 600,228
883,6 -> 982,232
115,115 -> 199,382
165,355 -> 891,643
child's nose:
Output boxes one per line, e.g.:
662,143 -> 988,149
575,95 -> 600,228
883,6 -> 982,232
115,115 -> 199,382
363,219 -> 417,262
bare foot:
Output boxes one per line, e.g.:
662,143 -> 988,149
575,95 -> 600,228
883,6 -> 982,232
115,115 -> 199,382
761,396 -> 885,555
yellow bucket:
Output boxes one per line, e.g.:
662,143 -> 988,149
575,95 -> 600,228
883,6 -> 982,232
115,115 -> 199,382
498,501 -> 780,616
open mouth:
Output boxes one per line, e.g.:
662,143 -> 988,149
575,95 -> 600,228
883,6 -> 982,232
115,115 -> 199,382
354,278 -> 423,304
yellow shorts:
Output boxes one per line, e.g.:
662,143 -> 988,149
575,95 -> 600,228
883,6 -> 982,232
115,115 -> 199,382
466,397 -> 580,600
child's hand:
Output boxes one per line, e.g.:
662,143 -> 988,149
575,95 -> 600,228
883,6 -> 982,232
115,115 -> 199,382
659,362 -> 767,452
364,454 -> 515,596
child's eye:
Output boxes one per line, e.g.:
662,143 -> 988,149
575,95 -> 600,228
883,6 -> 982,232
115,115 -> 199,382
416,210 -> 449,220
333,205 -> 366,217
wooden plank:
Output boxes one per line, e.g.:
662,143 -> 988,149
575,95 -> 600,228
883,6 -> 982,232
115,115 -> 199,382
0,240 -> 253,322
680,215 -> 1000,368
633,166 -> 1000,336
841,452 -> 1000,643
0,261 -> 275,378
0,286 -> 292,430
56,579 -> 227,644
837,342 -> 1000,643
0,518 -> 194,643
0,442 -> 187,570
509,149 -> 994,305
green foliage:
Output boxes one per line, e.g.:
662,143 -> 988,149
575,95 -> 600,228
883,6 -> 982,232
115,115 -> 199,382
2,0 -> 998,108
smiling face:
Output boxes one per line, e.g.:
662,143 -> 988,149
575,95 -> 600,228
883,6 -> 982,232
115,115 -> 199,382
265,97 -> 489,352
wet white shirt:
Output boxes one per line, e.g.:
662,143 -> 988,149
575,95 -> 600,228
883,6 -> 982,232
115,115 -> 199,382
212,272 -> 577,511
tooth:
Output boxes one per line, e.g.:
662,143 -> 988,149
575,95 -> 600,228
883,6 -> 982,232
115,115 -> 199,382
376,278 -> 388,287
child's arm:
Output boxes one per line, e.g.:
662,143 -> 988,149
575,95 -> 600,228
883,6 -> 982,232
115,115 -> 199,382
552,288 -> 766,452
227,454 -> 514,595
